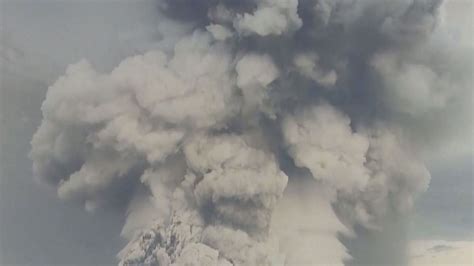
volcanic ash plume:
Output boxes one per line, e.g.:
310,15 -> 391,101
30,0 -> 472,265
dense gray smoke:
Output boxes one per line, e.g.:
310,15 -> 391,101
30,0 -> 472,265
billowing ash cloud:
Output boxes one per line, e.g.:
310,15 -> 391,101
29,0 -> 472,265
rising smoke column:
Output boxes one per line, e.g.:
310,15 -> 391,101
29,0 -> 472,265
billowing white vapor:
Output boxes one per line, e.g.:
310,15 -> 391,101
30,0 -> 472,265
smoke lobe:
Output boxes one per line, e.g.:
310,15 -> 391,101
29,0 -> 472,265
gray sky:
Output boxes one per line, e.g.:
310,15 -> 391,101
0,0 -> 472,265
